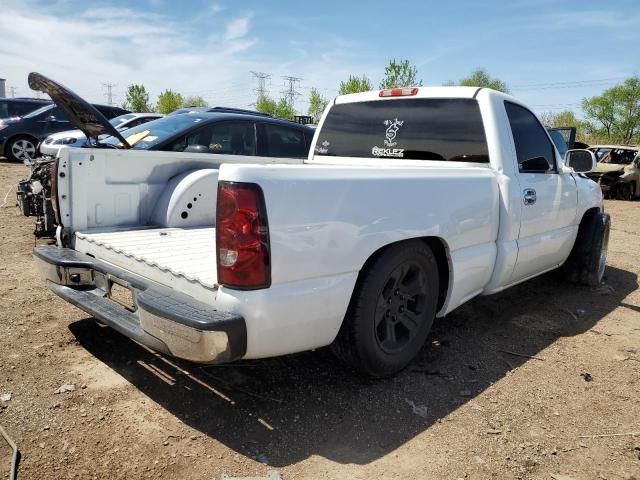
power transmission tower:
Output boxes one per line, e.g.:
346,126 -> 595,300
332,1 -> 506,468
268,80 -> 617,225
281,76 -> 302,110
8,86 -> 17,98
102,82 -> 116,105
251,71 -> 271,98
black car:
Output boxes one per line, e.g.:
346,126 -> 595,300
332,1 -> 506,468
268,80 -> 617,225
0,102 -> 130,162
99,111 -> 315,158
0,97 -> 52,120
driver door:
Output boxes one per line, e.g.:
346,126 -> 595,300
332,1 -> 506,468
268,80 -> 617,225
505,102 -> 578,283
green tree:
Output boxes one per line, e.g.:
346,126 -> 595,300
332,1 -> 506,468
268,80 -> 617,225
256,95 -> 277,116
582,76 -> 640,143
457,68 -> 509,93
338,74 -> 372,95
307,87 -> 329,122
379,59 -> 422,89
124,84 -> 152,112
274,98 -> 295,120
183,95 -> 208,107
540,110 -> 589,142
156,90 -> 184,114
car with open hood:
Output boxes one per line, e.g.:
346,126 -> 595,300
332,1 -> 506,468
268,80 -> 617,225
586,145 -> 639,200
39,112 -> 164,158
17,73 -> 315,238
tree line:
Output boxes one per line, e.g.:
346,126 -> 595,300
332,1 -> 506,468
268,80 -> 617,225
123,61 -> 640,146
122,85 -> 209,114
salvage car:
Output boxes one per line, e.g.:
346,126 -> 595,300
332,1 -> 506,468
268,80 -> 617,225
30,73 -> 607,377
0,102 -> 129,162
17,75 -> 315,238
586,145 -> 639,200
40,112 -> 164,158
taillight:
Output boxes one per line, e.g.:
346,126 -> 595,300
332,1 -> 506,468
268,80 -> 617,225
216,181 -> 270,290
379,87 -> 419,97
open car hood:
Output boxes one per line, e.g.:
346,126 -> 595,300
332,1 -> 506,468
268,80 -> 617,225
28,72 -> 130,148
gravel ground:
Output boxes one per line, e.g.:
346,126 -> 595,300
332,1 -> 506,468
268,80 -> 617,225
0,159 -> 639,480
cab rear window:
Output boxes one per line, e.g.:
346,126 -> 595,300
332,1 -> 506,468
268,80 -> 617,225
315,98 -> 489,163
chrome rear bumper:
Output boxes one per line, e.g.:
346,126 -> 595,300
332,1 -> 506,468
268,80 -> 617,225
34,245 -> 246,363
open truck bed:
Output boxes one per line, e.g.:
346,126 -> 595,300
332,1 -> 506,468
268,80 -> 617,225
75,227 -> 217,302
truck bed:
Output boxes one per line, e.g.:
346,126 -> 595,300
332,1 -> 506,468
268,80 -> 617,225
74,227 -> 217,302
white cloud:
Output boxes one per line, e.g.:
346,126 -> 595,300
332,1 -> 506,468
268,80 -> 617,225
0,0 -> 375,113
224,14 -> 252,41
211,3 -> 224,14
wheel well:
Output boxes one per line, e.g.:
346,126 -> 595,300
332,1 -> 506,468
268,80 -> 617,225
356,237 -> 451,313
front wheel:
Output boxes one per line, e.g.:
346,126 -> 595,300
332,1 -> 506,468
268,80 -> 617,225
563,211 -> 610,286
331,241 -> 439,377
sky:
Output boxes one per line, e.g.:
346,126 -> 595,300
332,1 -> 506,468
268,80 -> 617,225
1,0 -> 639,116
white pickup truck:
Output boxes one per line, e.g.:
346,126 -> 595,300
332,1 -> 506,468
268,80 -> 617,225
32,77 -> 609,377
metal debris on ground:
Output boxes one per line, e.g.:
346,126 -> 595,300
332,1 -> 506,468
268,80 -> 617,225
0,423 -> 19,480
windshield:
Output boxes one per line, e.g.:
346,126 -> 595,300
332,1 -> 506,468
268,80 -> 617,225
100,114 -> 206,149
109,113 -> 137,127
23,104 -> 53,119
548,130 -> 568,158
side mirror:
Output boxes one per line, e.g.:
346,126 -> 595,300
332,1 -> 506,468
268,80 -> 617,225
45,115 -> 57,122
565,149 -> 596,173
183,144 -> 209,154
520,156 -> 551,173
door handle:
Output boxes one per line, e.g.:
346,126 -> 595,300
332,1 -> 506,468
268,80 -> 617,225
523,188 -> 537,205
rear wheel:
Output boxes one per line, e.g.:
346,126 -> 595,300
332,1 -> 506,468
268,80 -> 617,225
6,135 -> 38,163
331,241 -> 439,377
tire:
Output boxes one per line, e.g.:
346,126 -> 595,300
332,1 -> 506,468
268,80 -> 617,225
618,182 -> 634,201
5,135 -> 38,163
562,211 -> 610,287
331,241 -> 439,377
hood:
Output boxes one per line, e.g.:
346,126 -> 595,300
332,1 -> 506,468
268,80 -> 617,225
28,72 -> 130,148
594,162 -> 627,174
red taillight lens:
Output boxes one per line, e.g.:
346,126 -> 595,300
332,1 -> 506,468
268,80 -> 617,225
379,87 -> 419,97
216,181 -> 270,289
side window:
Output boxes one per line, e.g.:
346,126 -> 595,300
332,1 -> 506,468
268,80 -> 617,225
170,122 -> 256,155
505,102 -> 556,173
263,124 -> 307,157
51,107 -> 69,122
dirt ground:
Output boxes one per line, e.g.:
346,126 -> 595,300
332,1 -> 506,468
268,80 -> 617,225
0,159 -> 638,480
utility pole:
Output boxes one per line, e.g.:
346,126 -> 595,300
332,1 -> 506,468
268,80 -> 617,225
102,82 -> 116,105
251,71 -> 271,101
281,76 -> 302,110
8,86 -> 17,98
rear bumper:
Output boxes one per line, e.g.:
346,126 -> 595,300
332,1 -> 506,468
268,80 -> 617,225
33,245 -> 246,363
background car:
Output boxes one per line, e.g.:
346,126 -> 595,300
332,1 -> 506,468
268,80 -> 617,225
100,111 -> 315,158
0,97 -> 52,120
40,112 -> 163,158
0,103 -> 130,162
586,145 -> 640,199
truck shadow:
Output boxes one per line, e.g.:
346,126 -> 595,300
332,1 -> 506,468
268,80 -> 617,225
69,265 -> 637,467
